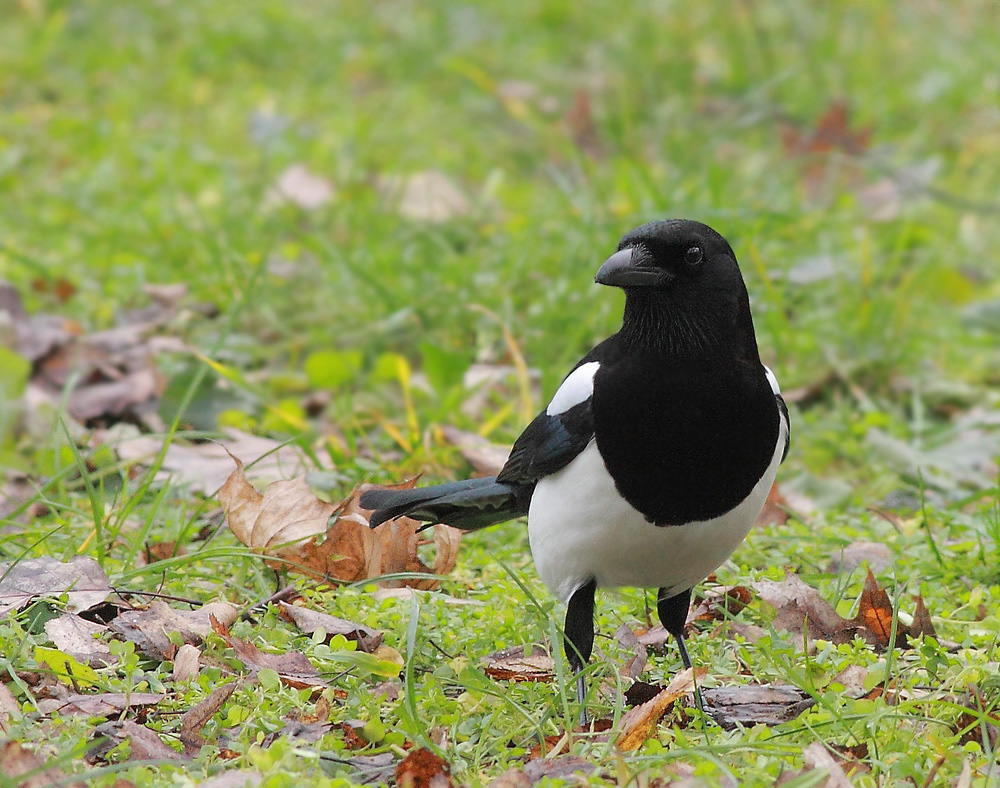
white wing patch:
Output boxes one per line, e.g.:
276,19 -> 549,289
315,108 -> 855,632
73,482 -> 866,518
546,361 -> 600,416
763,365 -> 781,396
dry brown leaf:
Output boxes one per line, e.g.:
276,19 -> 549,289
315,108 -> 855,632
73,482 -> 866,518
373,518 -> 462,590
616,667 -> 701,751
266,164 -> 334,210
197,771 -> 263,788
36,692 -> 163,717
180,682 -> 237,755
109,600 -> 238,660
614,624 -> 648,680
173,643 -> 201,682
909,594 -> 937,639
483,644 -> 554,683
0,682 -> 21,730
851,568 -> 905,649
396,747 -> 453,788
219,456 -> 337,551
116,428 -> 308,494
801,741 -> 857,788
827,541 -> 892,574
295,514 -> 381,582
380,171 -> 470,223
689,585 -> 752,625
277,601 -> 382,652
210,615 -> 326,689
703,685 -> 815,730
753,571 -> 852,644
44,614 -> 116,667
67,368 -> 158,421
93,720 -> 186,761
440,426 -> 510,476
0,556 -> 110,618
0,740 -> 86,788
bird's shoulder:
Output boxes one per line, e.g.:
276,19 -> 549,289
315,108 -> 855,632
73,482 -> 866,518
496,336 -> 625,486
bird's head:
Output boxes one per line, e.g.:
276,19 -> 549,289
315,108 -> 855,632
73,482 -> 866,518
595,219 -> 740,294
596,219 -> 756,355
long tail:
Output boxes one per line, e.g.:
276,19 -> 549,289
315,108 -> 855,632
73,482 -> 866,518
359,476 -> 530,531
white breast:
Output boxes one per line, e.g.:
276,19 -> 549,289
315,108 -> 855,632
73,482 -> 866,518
527,418 -> 788,603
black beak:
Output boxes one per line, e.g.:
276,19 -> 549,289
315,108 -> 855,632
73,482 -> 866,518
594,248 -> 673,289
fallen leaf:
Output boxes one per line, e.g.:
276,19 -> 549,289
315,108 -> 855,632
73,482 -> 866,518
801,741 -> 857,788
483,644 -> 554,683
219,456 -> 338,551
703,685 -> 816,730
827,541 -> 893,574
851,568 -> 904,649
197,771 -> 263,788
380,171 -> 470,222
440,426 -> 510,476
180,682 -> 237,755
210,615 -> 326,689
277,601 -> 382,652
0,556 -> 110,618
614,624 -> 647,680
0,740 -> 86,788
173,643 -> 201,682
492,757 -> 596,787
336,753 -> 397,785
908,594 -> 937,639
109,600 -> 239,660
36,692 -> 164,717
295,513 -> 380,583
92,720 -> 186,761
396,747 -> 453,788
753,571 -> 851,644
116,428 -> 308,495
44,614 -> 116,667
67,368 -> 158,421
0,682 -> 21,729
372,517 -> 462,590
565,89 -> 602,158
616,667 -> 701,751
689,585 -> 752,625
266,164 -> 334,210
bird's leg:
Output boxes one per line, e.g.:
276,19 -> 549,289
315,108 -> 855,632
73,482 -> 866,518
657,587 -> 706,718
564,579 -> 596,728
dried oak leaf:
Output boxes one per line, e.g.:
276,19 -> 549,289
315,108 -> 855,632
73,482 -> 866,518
616,667 -> 702,751
210,615 -> 326,689
277,601 -> 382,652
396,747 -> 453,788
703,685 -> 815,730
851,568 -> 906,649
180,682 -> 237,755
44,614 -> 116,667
689,585 -> 752,625
0,556 -> 110,618
0,740 -> 86,788
109,600 -> 238,660
753,571 -> 853,644
92,720 -> 186,762
483,644 -> 554,683
36,692 -> 164,717
440,426 -> 510,476
219,455 -> 337,551
909,594 -> 937,639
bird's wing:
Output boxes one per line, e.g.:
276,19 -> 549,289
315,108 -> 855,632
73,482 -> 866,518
496,361 -> 600,486
764,364 -> 791,462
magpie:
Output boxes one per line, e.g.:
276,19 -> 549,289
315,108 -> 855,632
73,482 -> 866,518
360,219 -> 790,723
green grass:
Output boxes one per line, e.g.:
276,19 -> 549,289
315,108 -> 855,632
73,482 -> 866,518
2,0 -> 1000,785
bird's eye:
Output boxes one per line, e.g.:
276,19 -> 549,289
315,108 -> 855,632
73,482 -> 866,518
684,246 -> 703,267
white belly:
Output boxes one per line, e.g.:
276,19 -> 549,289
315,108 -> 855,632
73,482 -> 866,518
527,432 -> 785,604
